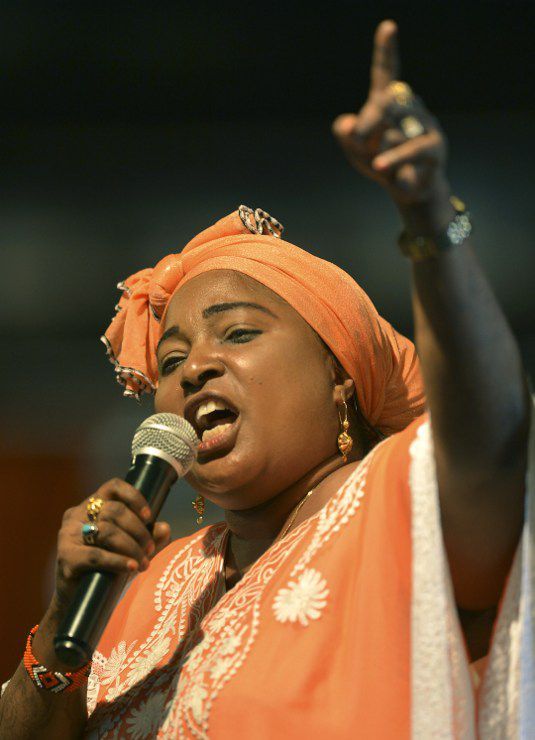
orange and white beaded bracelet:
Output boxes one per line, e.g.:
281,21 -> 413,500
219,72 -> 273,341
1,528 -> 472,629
23,625 -> 91,693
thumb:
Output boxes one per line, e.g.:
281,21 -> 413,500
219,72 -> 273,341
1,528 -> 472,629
152,521 -> 171,557
332,113 -> 359,138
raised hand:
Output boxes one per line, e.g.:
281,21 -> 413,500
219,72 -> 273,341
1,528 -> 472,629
333,20 -> 448,206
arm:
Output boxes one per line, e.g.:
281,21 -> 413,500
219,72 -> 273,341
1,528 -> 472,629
0,479 -> 171,738
401,181 -> 529,609
333,20 -> 530,610
0,601 -> 87,740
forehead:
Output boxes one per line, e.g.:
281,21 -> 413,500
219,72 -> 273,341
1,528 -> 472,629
164,270 -> 287,324
161,269 -> 329,360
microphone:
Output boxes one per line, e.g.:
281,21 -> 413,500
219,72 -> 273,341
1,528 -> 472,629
54,413 -> 199,667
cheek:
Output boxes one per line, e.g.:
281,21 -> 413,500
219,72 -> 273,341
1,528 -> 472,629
249,342 -> 334,433
154,379 -> 183,415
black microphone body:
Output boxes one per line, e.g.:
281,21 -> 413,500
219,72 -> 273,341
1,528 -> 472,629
54,454 -> 177,667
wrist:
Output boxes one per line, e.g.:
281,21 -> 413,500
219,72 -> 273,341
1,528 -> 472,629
31,599 -> 74,673
394,175 -> 455,238
25,623 -> 91,692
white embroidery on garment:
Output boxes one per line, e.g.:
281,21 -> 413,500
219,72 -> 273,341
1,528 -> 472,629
126,635 -> 172,687
100,640 -> 137,686
289,449 -> 375,577
161,451 -> 380,738
97,639 -> 138,702
86,525 -> 228,736
125,689 -> 167,739
183,682 -> 208,724
273,568 -> 329,626
87,444 -> 383,739
87,650 -> 106,715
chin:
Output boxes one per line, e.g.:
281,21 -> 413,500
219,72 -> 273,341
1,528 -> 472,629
185,445 -> 264,505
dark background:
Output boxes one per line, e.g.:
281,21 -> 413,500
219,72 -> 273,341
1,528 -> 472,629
1,0 -> 534,678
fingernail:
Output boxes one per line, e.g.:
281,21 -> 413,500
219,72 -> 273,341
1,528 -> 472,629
373,156 -> 388,169
146,541 -> 155,556
141,506 -> 151,522
141,557 -> 150,570
127,560 -> 138,571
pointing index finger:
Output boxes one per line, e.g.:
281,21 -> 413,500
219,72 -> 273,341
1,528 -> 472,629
370,20 -> 400,93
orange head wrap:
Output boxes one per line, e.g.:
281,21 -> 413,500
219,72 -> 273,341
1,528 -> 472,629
102,205 -> 425,435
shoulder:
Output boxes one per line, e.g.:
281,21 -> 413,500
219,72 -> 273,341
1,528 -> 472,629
368,412 -> 429,473
342,415 -> 430,565
340,412 -> 430,523
313,413 -> 430,520
338,412 -> 429,492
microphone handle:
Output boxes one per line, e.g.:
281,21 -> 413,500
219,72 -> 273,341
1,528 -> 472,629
54,455 -> 177,668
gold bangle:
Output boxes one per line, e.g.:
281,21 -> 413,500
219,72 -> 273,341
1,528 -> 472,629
398,196 -> 472,261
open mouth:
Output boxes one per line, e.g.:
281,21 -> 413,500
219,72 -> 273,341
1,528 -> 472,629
195,408 -> 240,460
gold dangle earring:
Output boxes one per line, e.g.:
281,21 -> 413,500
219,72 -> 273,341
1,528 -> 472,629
192,495 -> 205,525
337,399 -> 353,463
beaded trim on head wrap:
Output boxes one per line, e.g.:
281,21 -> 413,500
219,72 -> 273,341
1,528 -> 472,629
113,281 -> 131,312
101,334 -> 157,400
238,205 -> 284,238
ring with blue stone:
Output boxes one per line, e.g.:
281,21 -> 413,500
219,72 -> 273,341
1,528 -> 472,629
82,522 -> 99,546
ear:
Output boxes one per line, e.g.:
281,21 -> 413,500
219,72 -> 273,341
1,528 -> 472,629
334,377 -> 355,406
328,357 -> 355,405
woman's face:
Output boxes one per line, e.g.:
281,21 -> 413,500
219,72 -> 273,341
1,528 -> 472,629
154,270 -> 344,510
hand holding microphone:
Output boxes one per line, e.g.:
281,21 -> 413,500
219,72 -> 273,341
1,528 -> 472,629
50,413 -> 198,667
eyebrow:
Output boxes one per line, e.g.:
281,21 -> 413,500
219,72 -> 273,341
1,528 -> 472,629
156,301 -> 278,352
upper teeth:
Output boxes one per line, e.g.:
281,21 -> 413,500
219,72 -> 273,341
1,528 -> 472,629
195,399 -> 231,425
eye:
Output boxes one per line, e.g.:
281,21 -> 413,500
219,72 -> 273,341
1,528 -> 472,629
159,329 -> 261,376
160,355 -> 185,375
226,328 -> 262,343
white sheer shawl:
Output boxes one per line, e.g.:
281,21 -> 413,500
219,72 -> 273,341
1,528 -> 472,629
410,400 -> 535,738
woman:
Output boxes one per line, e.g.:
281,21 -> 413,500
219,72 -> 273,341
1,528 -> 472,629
1,20 -> 533,738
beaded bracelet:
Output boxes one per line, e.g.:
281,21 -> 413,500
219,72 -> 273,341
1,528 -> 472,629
23,624 -> 92,694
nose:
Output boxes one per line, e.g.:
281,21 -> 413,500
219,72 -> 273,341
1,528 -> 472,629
179,342 -> 225,394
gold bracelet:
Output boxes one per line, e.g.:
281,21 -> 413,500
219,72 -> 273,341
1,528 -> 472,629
398,196 -> 472,261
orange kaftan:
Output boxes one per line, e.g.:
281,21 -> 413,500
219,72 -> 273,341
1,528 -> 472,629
86,417 -> 416,738
85,405 -> 535,738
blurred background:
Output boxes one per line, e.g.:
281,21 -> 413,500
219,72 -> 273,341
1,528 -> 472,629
1,0 -> 534,679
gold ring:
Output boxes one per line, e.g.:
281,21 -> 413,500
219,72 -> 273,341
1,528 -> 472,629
399,115 -> 425,139
387,81 -> 415,107
87,496 -> 104,522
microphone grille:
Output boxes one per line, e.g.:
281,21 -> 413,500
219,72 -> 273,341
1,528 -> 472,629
131,413 -> 199,475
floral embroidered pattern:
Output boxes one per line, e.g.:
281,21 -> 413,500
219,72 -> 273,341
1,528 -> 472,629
126,636 -> 172,687
87,445 -> 381,738
273,568 -> 329,626
161,534 -> 308,737
86,526 -> 227,737
289,449 -> 375,578
100,640 -> 138,701
125,690 -> 168,739
86,651 -> 106,715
